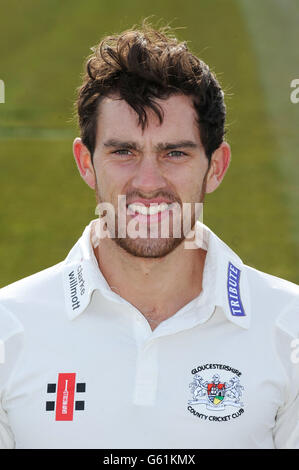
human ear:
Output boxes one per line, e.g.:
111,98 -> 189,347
205,141 -> 231,194
72,137 -> 96,190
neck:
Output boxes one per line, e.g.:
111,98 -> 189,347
94,234 -> 207,330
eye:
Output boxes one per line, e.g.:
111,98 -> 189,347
113,149 -> 133,156
167,150 -> 186,158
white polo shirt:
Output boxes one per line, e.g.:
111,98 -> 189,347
0,219 -> 298,449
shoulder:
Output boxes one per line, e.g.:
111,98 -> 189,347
245,264 -> 299,299
0,262 -> 68,384
0,262 -> 64,299
0,262 -> 65,325
244,264 -> 299,339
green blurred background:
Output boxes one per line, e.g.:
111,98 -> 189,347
0,0 -> 298,286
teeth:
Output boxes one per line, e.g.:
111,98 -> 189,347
128,203 -> 171,216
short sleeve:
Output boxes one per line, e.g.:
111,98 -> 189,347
273,301 -> 299,448
0,305 -> 24,449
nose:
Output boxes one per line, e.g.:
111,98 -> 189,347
131,154 -> 167,194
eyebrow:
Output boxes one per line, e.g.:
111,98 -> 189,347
103,139 -> 199,152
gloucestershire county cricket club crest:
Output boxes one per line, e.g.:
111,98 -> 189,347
189,373 -> 243,411
188,363 -> 245,417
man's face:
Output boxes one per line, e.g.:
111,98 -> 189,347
91,93 -> 210,258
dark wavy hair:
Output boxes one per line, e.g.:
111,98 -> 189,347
75,21 -> 226,163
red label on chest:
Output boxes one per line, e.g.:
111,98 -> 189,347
55,373 -> 76,421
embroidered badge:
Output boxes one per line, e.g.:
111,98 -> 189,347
187,363 -> 245,422
227,262 -> 245,317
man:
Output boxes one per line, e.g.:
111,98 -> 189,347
0,23 -> 298,449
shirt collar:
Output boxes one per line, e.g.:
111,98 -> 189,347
62,219 -> 251,329
194,222 -> 251,329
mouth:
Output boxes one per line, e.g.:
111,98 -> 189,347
126,202 -> 177,226
127,202 -> 175,216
